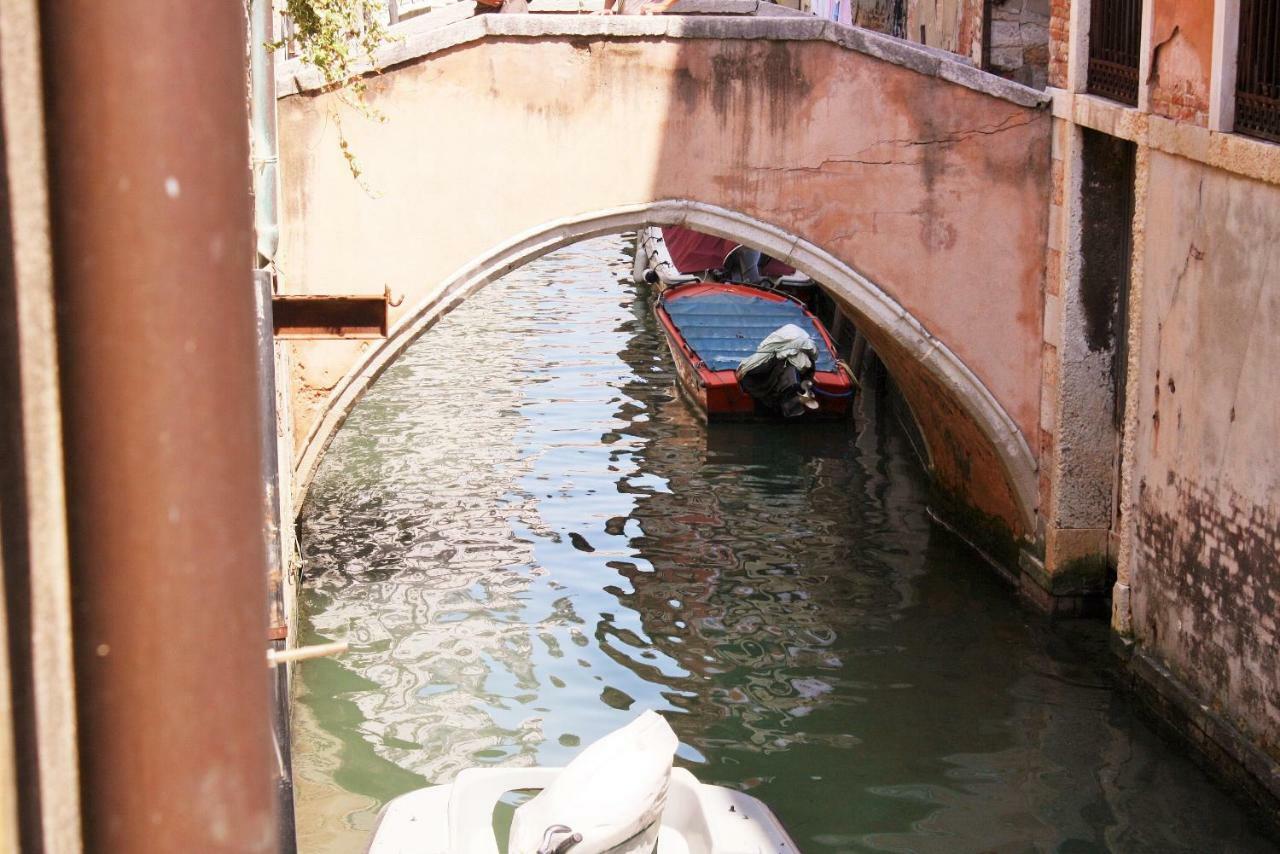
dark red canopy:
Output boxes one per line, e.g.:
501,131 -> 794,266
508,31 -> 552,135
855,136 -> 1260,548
662,226 -> 796,278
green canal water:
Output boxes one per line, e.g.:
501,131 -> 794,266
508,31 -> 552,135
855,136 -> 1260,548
292,236 -> 1277,853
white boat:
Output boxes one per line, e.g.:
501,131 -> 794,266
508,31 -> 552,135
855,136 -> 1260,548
366,711 -> 800,854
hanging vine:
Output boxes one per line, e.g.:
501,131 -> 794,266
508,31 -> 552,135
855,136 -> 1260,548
273,0 -> 392,181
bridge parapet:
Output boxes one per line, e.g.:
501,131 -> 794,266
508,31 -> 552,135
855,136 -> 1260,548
277,14 -> 1049,108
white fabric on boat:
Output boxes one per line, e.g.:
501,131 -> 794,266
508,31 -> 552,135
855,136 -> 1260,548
507,710 -> 679,854
736,323 -> 818,378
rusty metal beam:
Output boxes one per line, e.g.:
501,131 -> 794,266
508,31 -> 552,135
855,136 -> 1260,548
272,293 -> 390,339
39,2 -> 278,852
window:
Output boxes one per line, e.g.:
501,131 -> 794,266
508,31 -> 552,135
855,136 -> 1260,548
1087,0 -> 1143,105
1236,0 -> 1280,142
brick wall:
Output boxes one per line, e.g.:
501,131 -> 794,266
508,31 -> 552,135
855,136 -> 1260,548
1048,0 -> 1070,88
1149,79 -> 1210,125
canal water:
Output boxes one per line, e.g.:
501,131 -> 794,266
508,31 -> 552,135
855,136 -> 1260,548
292,236 -> 1276,853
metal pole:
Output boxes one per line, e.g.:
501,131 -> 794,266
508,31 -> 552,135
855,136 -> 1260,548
251,0 -> 280,265
250,5 -> 293,843
40,2 -> 278,852
256,270 -> 296,854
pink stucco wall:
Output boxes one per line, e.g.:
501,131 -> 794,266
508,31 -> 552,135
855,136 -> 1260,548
1128,150 -> 1280,761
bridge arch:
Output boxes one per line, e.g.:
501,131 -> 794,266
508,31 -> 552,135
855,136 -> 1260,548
278,17 -> 1054,550
292,200 -> 1038,539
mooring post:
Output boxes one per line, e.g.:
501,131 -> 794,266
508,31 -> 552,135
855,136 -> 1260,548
39,2 -> 279,851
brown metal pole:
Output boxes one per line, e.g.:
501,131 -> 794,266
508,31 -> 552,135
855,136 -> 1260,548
40,3 -> 278,852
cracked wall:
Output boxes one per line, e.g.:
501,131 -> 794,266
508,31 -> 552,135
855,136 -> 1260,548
1127,149 -> 1280,763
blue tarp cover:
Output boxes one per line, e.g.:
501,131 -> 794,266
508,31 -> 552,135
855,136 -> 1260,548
662,291 -> 836,372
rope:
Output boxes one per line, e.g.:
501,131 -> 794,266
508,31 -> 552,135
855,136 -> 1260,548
813,359 -> 859,398
813,386 -> 855,398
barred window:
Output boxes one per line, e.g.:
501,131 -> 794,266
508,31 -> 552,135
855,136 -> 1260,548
1087,0 -> 1142,105
1236,0 -> 1280,142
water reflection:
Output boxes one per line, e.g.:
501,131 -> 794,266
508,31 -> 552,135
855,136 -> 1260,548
294,237 -> 1276,853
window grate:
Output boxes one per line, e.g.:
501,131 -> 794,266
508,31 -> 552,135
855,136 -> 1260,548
1237,0 -> 1280,142
1087,0 -> 1142,105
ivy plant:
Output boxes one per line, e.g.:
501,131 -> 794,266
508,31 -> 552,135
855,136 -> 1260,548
274,0 -> 392,180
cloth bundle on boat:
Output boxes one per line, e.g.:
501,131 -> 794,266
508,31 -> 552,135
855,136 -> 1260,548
735,324 -> 820,417
736,323 -> 818,376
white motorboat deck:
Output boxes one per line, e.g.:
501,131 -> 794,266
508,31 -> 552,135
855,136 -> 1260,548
367,766 -> 799,854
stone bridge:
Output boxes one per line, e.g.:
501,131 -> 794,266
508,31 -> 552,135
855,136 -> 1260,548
275,14 -> 1053,563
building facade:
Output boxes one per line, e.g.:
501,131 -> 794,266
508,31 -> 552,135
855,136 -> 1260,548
1041,0 -> 1280,815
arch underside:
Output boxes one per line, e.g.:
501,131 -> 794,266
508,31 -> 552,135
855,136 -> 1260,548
292,202 -> 1038,539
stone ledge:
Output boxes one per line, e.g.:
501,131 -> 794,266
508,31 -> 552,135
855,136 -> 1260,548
1049,88 -> 1280,186
277,14 -> 1051,109
1125,648 -> 1280,824
1017,547 -> 1110,617
397,0 -> 811,16
528,0 -> 812,14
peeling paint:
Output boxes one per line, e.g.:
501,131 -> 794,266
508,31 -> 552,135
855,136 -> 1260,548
1135,477 -> 1280,763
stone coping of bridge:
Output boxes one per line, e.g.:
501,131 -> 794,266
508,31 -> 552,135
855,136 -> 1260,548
276,11 -> 1050,109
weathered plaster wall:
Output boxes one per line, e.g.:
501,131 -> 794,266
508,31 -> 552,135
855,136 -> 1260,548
987,0 -> 1051,89
1147,0 -> 1214,125
907,0 -> 984,61
1127,150 -> 1280,763
276,21 -> 1052,540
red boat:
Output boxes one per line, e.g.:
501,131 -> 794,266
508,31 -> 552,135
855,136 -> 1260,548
654,281 -> 856,421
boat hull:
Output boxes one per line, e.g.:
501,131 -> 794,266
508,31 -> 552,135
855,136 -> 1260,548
654,283 -> 854,422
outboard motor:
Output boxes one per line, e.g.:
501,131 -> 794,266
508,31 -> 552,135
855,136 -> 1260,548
735,324 -> 820,417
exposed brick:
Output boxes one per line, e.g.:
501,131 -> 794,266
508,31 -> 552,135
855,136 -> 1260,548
1047,0 -> 1069,88
1038,426 -> 1056,510
1150,79 -> 1210,127
1041,341 -> 1059,383
1045,246 -> 1062,296
1136,479 -> 1280,763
